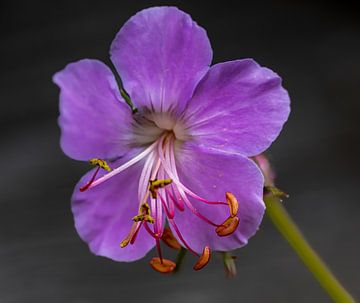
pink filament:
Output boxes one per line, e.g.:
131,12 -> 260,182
130,221 -> 143,245
79,166 -> 100,192
158,136 -> 222,227
158,191 -> 199,256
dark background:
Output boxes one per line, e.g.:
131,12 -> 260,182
1,1 -> 359,302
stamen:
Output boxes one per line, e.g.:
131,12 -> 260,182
215,216 -> 240,237
130,221 -> 143,245
80,158 -> 113,192
193,246 -> 211,271
154,167 -> 167,235
165,188 -> 175,216
86,140 -> 158,189
120,221 -> 142,248
120,236 -> 131,248
157,190 -> 199,256
166,135 -> 227,207
149,257 -> 176,273
132,203 -> 155,223
165,186 -> 184,211
144,221 -> 170,270
161,227 -> 181,250
120,238 -> 130,248
88,158 -> 112,171
80,166 -> 100,192
149,178 -> 172,199
155,238 -> 163,262
226,192 -> 239,217
115,132 -> 240,271
138,151 -> 155,202
144,221 -> 157,238
168,218 -> 199,257
158,135 -> 231,229
132,215 -> 155,224
158,191 -> 174,219
184,201 -> 220,227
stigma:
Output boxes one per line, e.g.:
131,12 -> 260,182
80,130 -> 240,273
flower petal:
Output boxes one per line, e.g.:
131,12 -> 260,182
72,153 -> 155,262
110,6 -> 212,113
183,59 -> 290,156
172,142 -> 265,253
53,59 -> 133,161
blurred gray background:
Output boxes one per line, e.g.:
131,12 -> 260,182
1,1 -> 359,302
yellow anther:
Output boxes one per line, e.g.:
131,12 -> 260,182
132,215 -> 144,222
120,238 -> 130,248
120,222 -> 138,248
89,158 -> 111,171
132,203 -> 154,223
149,178 -> 172,198
140,202 -> 151,216
144,215 -> 155,224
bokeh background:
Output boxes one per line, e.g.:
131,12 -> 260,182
1,1 -> 359,302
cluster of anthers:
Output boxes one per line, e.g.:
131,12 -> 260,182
79,132 -> 240,273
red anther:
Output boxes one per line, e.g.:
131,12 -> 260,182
193,246 -> 211,271
149,257 -> 176,273
215,216 -> 240,237
161,227 -> 181,250
226,192 -> 239,217
80,167 -> 100,192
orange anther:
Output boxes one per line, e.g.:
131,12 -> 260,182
193,246 -> 211,271
226,192 -> 238,217
149,257 -> 176,273
215,216 -> 240,237
161,227 -> 181,250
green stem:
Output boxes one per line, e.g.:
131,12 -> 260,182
264,195 -> 355,303
174,247 -> 187,273
120,88 -> 137,114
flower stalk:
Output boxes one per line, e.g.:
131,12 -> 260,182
120,87 -> 138,114
174,247 -> 187,273
264,194 -> 355,303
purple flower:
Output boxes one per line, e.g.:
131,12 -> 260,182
53,6 -> 290,272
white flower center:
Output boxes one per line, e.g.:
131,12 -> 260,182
132,110 -> 188,146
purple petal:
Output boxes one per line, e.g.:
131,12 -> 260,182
172,142 -> 265,253
53,59 -> 133,161
110,6 -> 212,113
72,153 -> 155,261
183,59 -> 290,156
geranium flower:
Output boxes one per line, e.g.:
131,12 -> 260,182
53,6 -> 290,272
